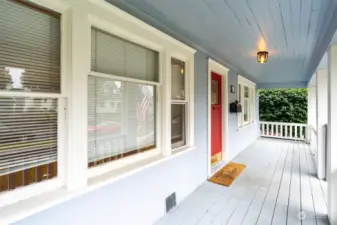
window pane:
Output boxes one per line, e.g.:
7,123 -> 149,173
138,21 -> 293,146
244,86 -> 249,98
88,76 -> 156,167
244,99 -> 249,122
0,0 -> 61,93
171,58 -> 185,100
91,28 -> 159,82
211,80 -> 219,104
171,104 -> 186,148
0,97 -> 58,193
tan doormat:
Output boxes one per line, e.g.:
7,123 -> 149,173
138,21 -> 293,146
208,162 -> 246,187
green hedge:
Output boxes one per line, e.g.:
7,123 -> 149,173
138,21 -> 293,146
258,88 -> 307,123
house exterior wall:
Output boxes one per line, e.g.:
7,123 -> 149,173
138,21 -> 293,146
14,51 -> 208,225
227,71 -> 259,161
14,57 -> 258,225
10,2 -> 258,224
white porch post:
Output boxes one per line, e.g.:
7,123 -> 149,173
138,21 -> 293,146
316,69 -> 328,180
327,45 -> 337,224
66,0 -> 90,189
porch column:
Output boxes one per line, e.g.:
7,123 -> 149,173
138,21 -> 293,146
316,69 -> 328,180
327,45 -> 337,224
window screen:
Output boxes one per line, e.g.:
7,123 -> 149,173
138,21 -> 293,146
91,28 -> 159,82
0,1 -> 60,192
0,0 -> 61,93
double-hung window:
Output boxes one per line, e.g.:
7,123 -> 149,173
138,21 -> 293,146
238,76 -> 256,128
171,58 -> 187,149
0,0 -> 61,193
88,28 -> 159,168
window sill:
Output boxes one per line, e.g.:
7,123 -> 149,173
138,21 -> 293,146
0,146 -> 196,225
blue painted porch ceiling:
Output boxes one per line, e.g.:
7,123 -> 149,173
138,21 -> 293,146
107,0 -> 337,85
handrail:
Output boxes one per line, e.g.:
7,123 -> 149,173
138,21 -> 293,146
259,121 -> 308,141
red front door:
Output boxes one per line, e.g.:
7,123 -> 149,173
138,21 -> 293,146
211,72 -> 222,164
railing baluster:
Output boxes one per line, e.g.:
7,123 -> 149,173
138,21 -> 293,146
258,121 -> 307,141
300,126 -> 303,140
286,124 -> 288,137
290,125 -> 292,138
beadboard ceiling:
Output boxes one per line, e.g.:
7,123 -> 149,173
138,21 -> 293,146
107,0 -> 337,86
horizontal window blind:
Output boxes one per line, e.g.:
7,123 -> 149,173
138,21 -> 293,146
91,28 -> 159,82
0,0 -> 61,93
0,97 -> 58,192
0,1 -> 61,193
88,76 -> 156,167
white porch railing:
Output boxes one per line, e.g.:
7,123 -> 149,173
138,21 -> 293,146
307,125 -> 317,155
259,121 -> 308,141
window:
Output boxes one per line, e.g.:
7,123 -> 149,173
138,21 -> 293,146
171,58 -> 187,149
0,0 -> 61,192
89,28 -> 159,168
238,76 -> 256,128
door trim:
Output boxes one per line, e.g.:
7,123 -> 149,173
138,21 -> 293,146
207,59 -> 229,177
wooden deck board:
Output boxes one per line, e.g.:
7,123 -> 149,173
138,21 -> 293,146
154,139 -> 329,225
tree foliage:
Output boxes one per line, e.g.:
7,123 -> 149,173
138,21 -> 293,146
259,88 -> 307,123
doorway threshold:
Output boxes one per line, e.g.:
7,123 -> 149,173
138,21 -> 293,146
210,160 -> 228,177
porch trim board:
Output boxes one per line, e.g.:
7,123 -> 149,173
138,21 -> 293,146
207,59 -> 229,177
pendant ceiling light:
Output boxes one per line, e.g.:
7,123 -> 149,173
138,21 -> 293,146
257,51 -> 269,63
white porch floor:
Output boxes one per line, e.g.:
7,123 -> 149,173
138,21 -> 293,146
154,138 -> 329,225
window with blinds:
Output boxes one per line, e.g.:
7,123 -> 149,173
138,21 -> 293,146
89,28 -> 158,168
91,28 -> 159,82
0,1 -> 61,192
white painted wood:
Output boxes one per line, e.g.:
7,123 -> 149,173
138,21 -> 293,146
255,144 -> 288,225
304,144 -> 329,225
260,122 -> 307,141
155,139 -> 329,225
327,44 -> 337,224
271,143 -> 293,225
240,143 -> 285,225
287,142 -> 301,225
316,69 -> 328,180
299,143 -> 316,225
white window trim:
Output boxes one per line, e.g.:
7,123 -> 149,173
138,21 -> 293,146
207,59 -> 229,177
0,0 -> 196,217
170,54 -> 192,151
238,75 -> 256,129
0,0 -> 70,208
86,13 -> 195,176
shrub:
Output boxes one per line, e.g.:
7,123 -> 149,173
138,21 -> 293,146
259,88 -> 307,123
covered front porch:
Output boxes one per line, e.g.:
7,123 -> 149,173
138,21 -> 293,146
155,138 -> 328,225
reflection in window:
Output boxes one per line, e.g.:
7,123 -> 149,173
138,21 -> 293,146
171,104 -> 185,149
0,97 -> 58,193
171,58 -> 185,100
88,76 -> 156,167
5,67 -> 25,90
